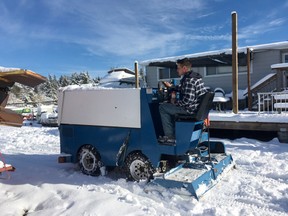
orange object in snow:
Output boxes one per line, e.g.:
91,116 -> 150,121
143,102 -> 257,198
204,116 -> 210,127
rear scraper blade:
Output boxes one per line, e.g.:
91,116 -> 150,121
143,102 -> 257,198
152,154 -> 234,199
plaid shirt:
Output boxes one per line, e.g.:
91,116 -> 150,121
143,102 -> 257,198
176,71 -> 207,114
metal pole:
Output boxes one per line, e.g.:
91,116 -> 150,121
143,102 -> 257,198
232,11 -> 238,114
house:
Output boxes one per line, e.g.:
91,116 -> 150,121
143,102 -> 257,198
139,41 -> 288,94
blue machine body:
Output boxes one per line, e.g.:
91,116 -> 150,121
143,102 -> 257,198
59,88 -> 204,167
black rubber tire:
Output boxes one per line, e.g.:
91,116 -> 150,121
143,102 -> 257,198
78,145 -> 101,176
124,152 -> 153,181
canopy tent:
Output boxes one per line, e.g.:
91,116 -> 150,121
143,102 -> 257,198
0,66 -> 46,127
0,68 -> 46,88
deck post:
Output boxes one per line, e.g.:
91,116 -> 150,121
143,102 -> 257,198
232,11 -> 238,114
134,61 -> 139,88
247,48 -> 252,110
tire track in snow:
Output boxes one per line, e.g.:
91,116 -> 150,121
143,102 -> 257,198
209,192 -> 288,216
205,167 -> 288,216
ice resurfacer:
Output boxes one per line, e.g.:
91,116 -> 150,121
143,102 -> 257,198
58,84 -> 233,199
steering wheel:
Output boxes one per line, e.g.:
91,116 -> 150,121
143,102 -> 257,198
157,81 -> 171,102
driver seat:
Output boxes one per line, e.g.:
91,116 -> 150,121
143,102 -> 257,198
175,91 -> 215,122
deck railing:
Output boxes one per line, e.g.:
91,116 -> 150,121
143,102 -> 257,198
258,91 -> 288,114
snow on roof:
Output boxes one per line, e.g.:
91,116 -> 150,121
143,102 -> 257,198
59,84 -> 137,92
140,41 -> 288,66
140,49 -> 236,66
0,66 -> 21,72
271,63 -> 288,69
107,68 -> 135,74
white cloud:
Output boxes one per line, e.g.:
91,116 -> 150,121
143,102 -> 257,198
269,18 -> 286,26
238,15 -> 287,40
0,2 -> 22,35
187,34 -> 231,41
1,0 -> 286,61
0,0 -> 212,58
36,0 -> 208,57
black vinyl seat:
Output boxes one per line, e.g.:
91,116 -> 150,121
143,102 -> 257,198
175,91 -> 215,122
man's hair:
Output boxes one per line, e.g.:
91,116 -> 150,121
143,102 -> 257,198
176,58 -> 192,68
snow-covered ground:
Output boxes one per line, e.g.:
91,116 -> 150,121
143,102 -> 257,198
0,125 -> 287,216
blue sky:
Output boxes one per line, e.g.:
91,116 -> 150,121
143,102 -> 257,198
0,0 -> 288,78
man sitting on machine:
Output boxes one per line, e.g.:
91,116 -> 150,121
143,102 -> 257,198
158,58 -> 207,143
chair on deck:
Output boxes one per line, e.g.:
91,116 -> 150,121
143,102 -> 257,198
213,88 -> 229,111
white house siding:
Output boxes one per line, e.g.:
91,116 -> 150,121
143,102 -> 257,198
146,66 -> 159,88
203,73 -> 248,92
204,50 -> 282,92
145,65 -> 249,92
143,43 -> 288,93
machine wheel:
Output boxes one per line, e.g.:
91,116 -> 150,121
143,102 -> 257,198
124,152 -> 153,181
78,145 -> 101,176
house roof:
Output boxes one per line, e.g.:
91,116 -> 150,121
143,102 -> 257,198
271,63 -> 288,69
107,68 -> 135,75
140,41 -> 288,68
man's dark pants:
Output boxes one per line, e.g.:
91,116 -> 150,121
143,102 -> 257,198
159,103 -> 188,138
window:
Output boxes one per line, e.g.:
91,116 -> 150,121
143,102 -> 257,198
282,53 -> 288,63
158,68 -> 169,79
205,66 -> 246,76
158,67 -> 178,80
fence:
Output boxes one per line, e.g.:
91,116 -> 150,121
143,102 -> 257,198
258,91 -> 288,114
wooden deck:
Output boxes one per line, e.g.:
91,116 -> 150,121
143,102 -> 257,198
210,121 -> 287,132
208,111 -> 288,142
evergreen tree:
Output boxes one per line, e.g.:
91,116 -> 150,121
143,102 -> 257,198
59,75 -> 70,87
8,71 -> 103,104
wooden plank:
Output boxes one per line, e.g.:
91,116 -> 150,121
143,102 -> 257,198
210,121 -> 288,132
274,103 -> 288,109
274,94 -> 288,100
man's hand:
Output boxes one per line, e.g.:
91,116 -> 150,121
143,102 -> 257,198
162,81 -> 172,88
